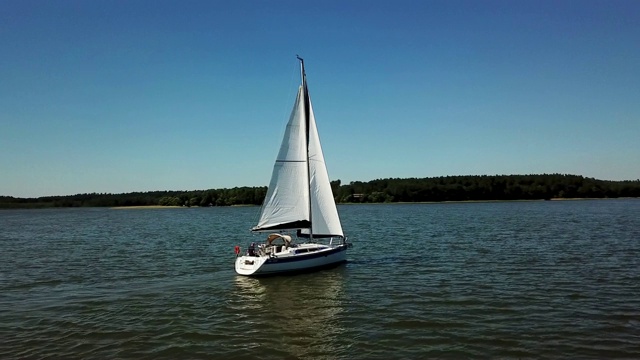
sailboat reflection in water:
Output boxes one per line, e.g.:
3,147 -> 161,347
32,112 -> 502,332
235,57 -> 351,276
231,273 -> 347,357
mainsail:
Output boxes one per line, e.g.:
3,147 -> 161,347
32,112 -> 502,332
252,60 -> 343,238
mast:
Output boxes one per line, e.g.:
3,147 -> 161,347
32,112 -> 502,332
298,55 -> 313,241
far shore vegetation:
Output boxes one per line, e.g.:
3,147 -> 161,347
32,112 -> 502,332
1,174 -> 639,209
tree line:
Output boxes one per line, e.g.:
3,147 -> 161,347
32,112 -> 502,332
331,174 -> 640,203
0,187 -> 267,209
1,174 -> 639,209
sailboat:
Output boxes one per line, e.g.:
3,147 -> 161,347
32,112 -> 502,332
235,57 -> 351,276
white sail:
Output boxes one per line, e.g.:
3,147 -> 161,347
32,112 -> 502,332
305,99 -> 344,237
253,63 -> 343,238
253,86 -> 310,231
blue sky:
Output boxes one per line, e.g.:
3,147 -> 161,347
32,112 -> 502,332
1,0 -> 639,198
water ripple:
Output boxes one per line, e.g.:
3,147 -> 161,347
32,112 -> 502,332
1,201 -> 640,358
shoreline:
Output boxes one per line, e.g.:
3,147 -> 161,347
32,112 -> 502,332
110,205 -> 184,210
338,197 -> 637,205
1,197 -> 636,210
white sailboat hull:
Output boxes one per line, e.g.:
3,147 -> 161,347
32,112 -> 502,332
235,244 -> 348,276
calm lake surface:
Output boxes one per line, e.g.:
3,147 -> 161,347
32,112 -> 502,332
1,200 -> 639,359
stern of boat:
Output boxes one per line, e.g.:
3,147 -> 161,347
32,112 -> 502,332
235,255 -> 268,276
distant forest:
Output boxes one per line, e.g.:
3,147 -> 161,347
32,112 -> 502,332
1,174 -> 639,209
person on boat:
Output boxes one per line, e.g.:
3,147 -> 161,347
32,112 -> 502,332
248,242 -> 256,256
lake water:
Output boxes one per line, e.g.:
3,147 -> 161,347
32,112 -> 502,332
1,200 -> 639,359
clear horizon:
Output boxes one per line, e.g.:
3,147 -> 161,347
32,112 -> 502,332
2,0 -> 639,198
